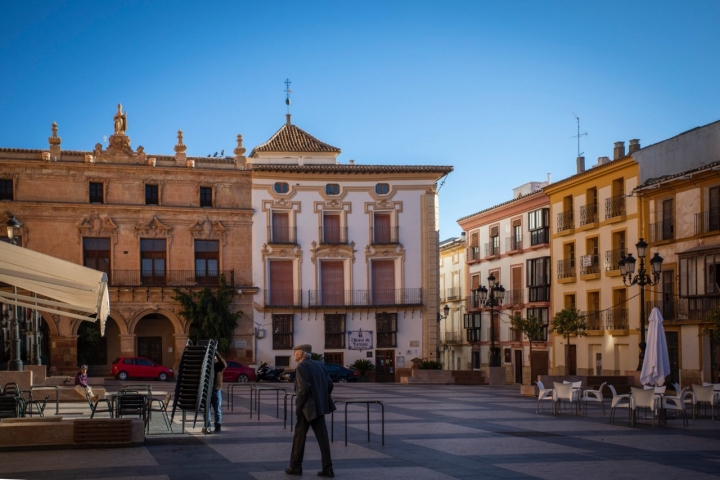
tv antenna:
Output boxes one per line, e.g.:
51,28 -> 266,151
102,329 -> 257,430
284,78 -> 292,114
571,113 -> 588,157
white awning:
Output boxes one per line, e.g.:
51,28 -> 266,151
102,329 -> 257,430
0,241 -> 110,335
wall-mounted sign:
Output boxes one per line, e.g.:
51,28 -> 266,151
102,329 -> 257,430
409,340 -> 420,347
581,255 -> 593,267
348,330 -> 373,350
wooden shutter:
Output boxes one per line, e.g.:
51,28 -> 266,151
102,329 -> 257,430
272,212 -> 289,243
324,214 -> 340,243
372,260 -> 395,304
269,260 -> 294,305
374,213 -> 391,243
321,261 -> 344,305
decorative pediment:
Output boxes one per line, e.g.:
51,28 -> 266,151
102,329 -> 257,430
88,105 -> 147,165
365,243 -> 405,257
189,217 -> 227,245
310,241 -> 356,265
261,243 -> 302,259
77,213 -> 119,244
135,216 -> 172,241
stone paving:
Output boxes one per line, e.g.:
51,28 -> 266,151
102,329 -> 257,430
1,382 -> 719,479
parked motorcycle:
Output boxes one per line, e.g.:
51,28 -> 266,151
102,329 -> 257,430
255,362 -> 285,382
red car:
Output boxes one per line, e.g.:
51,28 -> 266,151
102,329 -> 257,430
112,357 -> 174,381
223,360 -> 256,383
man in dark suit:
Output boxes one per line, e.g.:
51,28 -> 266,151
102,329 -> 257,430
286,344 -> 335,478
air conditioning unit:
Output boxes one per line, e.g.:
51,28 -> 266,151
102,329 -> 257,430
255,328 -> 266,339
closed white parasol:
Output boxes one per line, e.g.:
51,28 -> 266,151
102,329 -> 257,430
640,307 -> 671,386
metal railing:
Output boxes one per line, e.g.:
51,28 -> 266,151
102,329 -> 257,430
505,288 -> 524,305
582,310 -> 604,331
265,290 -> 303,307
580,204 -> 598,226
505,235 -> 523,252
605,248 -> 626,271
580,255 -> 600,276
557,258 -> 576,279
111,270 -> 234,287
467,246 -> 481,261
605,194 -> 625,219
528,286 -> 550,302
371,226 -> 399,244
650,218 -> 674,242
268,226 -> 297,244
606,309 -> 628,330
446,287 -> 461,301
467,294 -> 480,310
645,299 -> 677,322
443,332 -> 463,344
484,241 -> 500,257
695,209 -> 720,235
319,226 -> 348,244
557,210 -> 574,232
529,227 -> 550,246
307,288 -> 422,307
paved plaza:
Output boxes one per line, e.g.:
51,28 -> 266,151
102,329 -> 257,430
1,382 -> 720,479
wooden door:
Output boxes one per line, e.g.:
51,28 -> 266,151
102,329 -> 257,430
665,331 -> 679,386
375,349 -> 395,382
137,336 -> 162,365
514,350 -> 523,383
531,351 -> 549,384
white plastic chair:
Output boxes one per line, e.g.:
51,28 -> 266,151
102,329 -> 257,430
535,380 -> 554,413
630,387 -> 658,427
661,388 -> 689,427
553,382 -> 580,415
692,384 -> 716,419
582,382 -> 607,415
608,384 -> 631,424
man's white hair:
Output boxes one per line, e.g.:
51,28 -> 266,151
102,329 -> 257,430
301,351 -> 312,360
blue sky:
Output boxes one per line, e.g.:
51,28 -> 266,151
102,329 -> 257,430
1,1 -> 719,238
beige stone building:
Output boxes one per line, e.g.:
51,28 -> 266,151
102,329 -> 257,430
0,106 -> 255,374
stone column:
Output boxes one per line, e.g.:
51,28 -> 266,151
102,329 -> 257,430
173,333 -> 189,370
50,334 -> 78,375
118,334 -> 136,358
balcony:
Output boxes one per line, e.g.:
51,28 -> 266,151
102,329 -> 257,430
582,310 -> 604,331
484,240 -> 500,257
529,227 -> 549,246
446,287 -> 461,301
605,248 -> 626,272
111,270 -> 235,287
442,331 -> 463,345
268,226 -> 297,244
505,235 -> 523,252
695,208 -> 720,235
606,309 -> 628,330
650,218 -> 674,242
528,286 -> 550,302
265,289 -> 303,307
580,254 -> 600,276
467,246 -> 481,262
605,195 -> 625,219
645,299 -> 677,322
319,226 -> 348,244
371,226 -> 399,245
677,295 -> 720,322
557,258 -> 576,279
557,210 -> 574,232
467,294 -> 481,310
580,204 -> 598,226
307,288 -> 422,307
504,288 -> 524,305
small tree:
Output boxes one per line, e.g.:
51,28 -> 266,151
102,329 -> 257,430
510,313 -> 545,384
418,360 -> 443,370
550,306 -> 587,375
700,309 -> 720,342
173,274 -> 240,355
349,359 -> 375,375
311,352 -> 324,362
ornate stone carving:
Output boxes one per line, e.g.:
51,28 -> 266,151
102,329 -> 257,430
310,241 -> 356,265
234,134 -> 247,168
77,213 -> 119,244
48,122 -> 61,157
135,216 -> 172,243
87,105 -> 147,164
175,130 -> 187,163
189,217 -> 226,245
114,104 -> 127,135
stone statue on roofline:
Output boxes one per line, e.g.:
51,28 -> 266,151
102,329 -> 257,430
114,103 -> 127,135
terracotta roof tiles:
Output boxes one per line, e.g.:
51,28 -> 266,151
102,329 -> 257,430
249,120 -> 340,157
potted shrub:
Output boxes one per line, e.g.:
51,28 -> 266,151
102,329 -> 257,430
349,359 -> 375,382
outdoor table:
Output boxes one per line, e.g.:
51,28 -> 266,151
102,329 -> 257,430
284,392 -> 297,430
250,385 -> 286,421
120,384 -> 153,396
30,385 -> 60,415
331,398 -> 384,446
226,382 -> 254,411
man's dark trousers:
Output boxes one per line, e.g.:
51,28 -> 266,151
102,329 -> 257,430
290,413 -> 332,470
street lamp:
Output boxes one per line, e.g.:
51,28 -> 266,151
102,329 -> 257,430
618,238 -> 663,371
5,215 -> 23,370
437,305 -> 450,365
475,273 -> 505,367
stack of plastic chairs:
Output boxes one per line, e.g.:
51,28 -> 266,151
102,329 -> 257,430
171,339 -> 217,430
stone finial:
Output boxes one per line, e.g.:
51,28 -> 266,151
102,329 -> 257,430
175,129 -> 187,162
234,134 -> 247,169
48,121 -> 62,156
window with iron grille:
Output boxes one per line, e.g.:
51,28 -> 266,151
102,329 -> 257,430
145,184 -> 159,205
376,312 -> 397,347
272,314 -> 294,350
275,356 -> 291,367
89,182 -> 103,203
200,186 -> 212,207
324,314 -> 346,349
0,179 -> 13,201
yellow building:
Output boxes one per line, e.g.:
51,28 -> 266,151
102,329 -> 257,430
439,235 -> 468,370
544,141 -> 644,376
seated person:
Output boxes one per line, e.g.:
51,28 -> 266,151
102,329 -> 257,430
74,365 -> 99,402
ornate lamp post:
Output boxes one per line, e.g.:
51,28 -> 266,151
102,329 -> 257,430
437,305 -> 450,366
5,216 -> 23,371
476,273 -> 505,367
618,238 -> 663,371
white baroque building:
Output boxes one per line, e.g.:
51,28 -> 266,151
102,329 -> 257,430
249,114 -> 452,381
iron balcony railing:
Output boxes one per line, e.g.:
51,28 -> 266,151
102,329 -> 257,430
446,287 -> 461,301
677,295 -> 720,322
319,226 -> 348,244
605,248 -> 626,272
268,226 -> 297,244
645,299 -> 677,322
505,235 -> 523,252
580,204 -> 598,226
528,286 -> 550,302
467,246 -> 481,261
467,294 -> 480,310
504,288 -> 524,305
529,227 -> 550,246
695,208 -> 720,235
484,241 -> 500,257
650,218 -> 674,242
606,309 -> 629,330
443,332 -> 463,344
582,310 -> 603,331
557,210 -> 574,232
265,289 -> 303,307
371,226 -> 399,245
307,288 -> 423,307
605,194 -> 626,219
111,270 -> 234,287
580,254 -> 600,276
557,258 -> 576,279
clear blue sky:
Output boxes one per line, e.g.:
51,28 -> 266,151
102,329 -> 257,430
1,1 -> 719,238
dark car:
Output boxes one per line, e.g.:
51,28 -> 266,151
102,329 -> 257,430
324,363 -> 358,383
111,357 -> 174,381
223,360 -> 256,383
